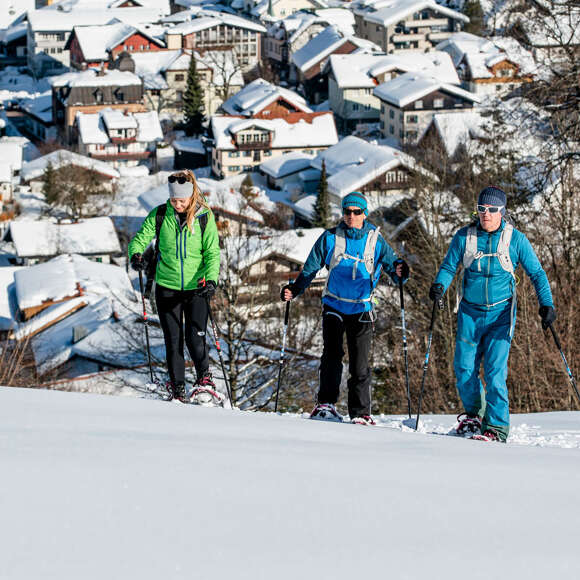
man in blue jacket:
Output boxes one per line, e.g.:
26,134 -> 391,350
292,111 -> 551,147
430,186 -> 556,442
281,191 -> 408,425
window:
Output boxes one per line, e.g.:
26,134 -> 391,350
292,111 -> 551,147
244,150 -> 252,157
389,125 -> 394,135
389,109 -> 394,119
381,104 -> 385,113
434,98 -> 444,108
243,165 -> 252,171
94,89 -> 103,103
116,90 -> 124,101
414,100 -> 423,109
228,151 -> 240,158
229,165 -> 240,171
264,151 -> 272,157
175,74 -> 184,82
352,103 -> 359,111
408,115 -> 418,123
364,104 -> 371,111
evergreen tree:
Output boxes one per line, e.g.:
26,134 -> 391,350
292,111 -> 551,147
42,161 -> 58,205
463,0 -> 485,36
183,54 -> 205,137
312,160 -> 331,228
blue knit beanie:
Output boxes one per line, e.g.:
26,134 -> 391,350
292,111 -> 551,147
342,191 -> 368,216
478,186 -> 506,215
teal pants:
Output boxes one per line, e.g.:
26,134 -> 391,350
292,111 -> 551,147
454,300 -> 514,441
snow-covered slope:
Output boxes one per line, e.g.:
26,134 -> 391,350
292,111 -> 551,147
1,386 -> 579,579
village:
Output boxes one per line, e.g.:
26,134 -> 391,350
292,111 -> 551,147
0,0 -> 577,412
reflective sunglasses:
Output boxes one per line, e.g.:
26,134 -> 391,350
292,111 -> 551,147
477,204 -> 504,214
343,208 -> 364,216
168,174 -> 188,184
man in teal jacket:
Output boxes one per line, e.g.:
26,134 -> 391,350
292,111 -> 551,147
430,186 -> 556,442
281,191 -> 408,425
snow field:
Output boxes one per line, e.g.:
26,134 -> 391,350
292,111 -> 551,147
1,386 -> 580,579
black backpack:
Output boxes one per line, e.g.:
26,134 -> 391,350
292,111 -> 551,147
144,203 -> 208,297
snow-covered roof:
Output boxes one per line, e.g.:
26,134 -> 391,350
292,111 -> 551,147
172,138 -> 206,154
436,32 -> 537,79
360,0 -> 469,26
374,71 -> 480,107
10,218 -> 122,259
0,141 -> 23,172
329,51 -> 459,89
221,79 -> 311,117
48,68 -> 142,89
19,92 -> 53,125
0,1 -> 34,30
285,10 -> 355,45
292,26 -> 381,73
211,113 -> 338,151
0,164 -> 12,183
134,110 -> 163,142
310,135 -> 434,198
259,152 -> 315,179
131,49 -> 184,89
0,22 -> 28,44
76,109 -> 162,144
0,266 -> 22,331
168,13 -> 266,35
430,111 -> 487,157
21,150 -> 120,182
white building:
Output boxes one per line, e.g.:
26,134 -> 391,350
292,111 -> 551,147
210,112 -> 338,178
76,108 -> 163,168
327,50 -> 459,131
374,71 -> 480,145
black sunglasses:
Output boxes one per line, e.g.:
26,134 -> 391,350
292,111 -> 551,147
168,175 -> 188,184
343,208 -> 364,216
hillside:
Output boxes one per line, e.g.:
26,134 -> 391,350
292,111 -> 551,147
1,386 -> 579,579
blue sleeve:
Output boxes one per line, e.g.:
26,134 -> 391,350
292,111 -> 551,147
515,232 -> 553,307
377,236 -> 403,284
291,231 -> 329,295
434,229 -> 465,293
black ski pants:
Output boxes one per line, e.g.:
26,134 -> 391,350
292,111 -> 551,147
155,284 -> 209,384
319,304 -> 373,418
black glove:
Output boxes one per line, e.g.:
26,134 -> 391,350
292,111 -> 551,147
539,305 -> 556,330
198,279 -> 217,299
130,253 -> 144,271
280,283 -> 299,302
394,258 -> 410,280
429,283 -> 444,302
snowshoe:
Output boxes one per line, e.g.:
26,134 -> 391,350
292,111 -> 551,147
173,381 -> 189,404
452,413 -> 482,436
471,428 -> 504,443
351,415 -> 376,426
310,403 -> 343,422
190,372 -> 224,407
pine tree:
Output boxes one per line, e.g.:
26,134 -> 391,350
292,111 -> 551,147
312,160 -> 331,228
183,54 -> 205,137
41,161 -> 58,205
463,0 -> 485,36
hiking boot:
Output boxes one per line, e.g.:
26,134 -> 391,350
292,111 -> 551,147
310,403 -> 343,422
195,371 -> 215,389
163,381 -> 174,400
173,381 -> 189,403
351,415 -> 376,426
473,428 -> 502,442
455,413 -> 482,435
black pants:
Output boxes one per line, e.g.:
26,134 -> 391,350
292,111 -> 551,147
319,305 -> 373,418
155,284 -> 209,384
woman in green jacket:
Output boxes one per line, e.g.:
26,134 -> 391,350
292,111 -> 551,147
128,170 -> 221,402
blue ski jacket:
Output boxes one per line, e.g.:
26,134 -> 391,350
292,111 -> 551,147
292,221 -> 403,314
435,220 -> 553,308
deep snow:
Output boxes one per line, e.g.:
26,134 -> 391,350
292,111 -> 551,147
1,386 -> 579,579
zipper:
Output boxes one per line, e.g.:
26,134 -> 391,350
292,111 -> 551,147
485,232 -> 492,304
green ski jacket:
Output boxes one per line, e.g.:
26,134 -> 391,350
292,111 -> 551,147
128,201 -> 220,291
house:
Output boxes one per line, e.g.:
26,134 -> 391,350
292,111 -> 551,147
164,12 -> 266,72
0,22 -> 28,66
220,78 -> 312,117
291,25 -> 382,102
0,266 -> 23,335
308,135 -> 435,210
210,111 -> 338,178
259,151 -> 315,190
353,0 -> 469,54
374,71 -> 480,145
129,49 -> 244,117
327,50 -> 459,131
9,217 -> 122,266
21,149 -> 120,194
245,0 -> 329,23
0,140 -> 23,213
49,68 -> 147,143
436,33 -> 536,96
19,93 -> 59,143
67,21 -> 167,70
75,108 -> 163,168
26,3 -> 171,76
172,138 -> 208,170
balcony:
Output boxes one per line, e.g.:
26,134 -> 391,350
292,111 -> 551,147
236,137 -> 272,150
89,151 -> 152,160
110,135 -> 137,144
404,18 -> 449,27
428,31 -> 452,41
392,33 -> 426,42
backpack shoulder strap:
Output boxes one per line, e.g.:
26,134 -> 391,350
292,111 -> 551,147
463,226 -> 478,269
497,222 -> 514,275
144,204 -> 167,296
155,203 -> 167,244
328,227 -> 346,270
363,226 -> 380,276
198,211 -> 208,241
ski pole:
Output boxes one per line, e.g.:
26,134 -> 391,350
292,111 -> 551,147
274,300 -> 291,412
206,298 -> 234,408
415,297 -> 444,431
399,277 -> 412,419
138,269 -> 155,384
547,323 -> 580,406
